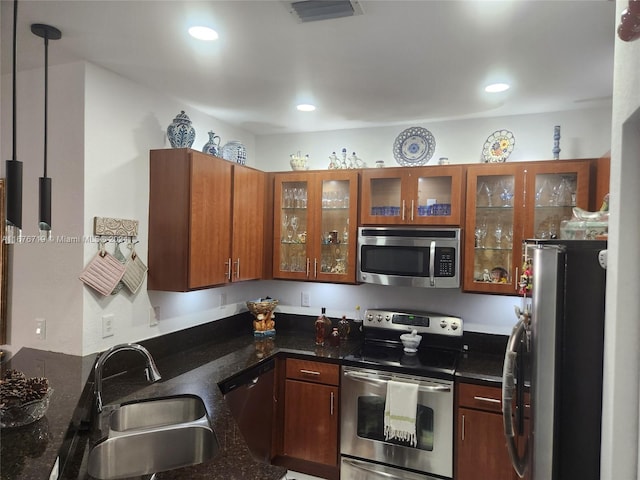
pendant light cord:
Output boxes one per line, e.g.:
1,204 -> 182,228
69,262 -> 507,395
12,0 -> 17,162
43,35 -> 48,178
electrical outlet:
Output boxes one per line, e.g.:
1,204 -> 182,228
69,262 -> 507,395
150,306 -> 160,327
301,291 -> 310,307
102,314 -> 115,338
35,318 -> 46,340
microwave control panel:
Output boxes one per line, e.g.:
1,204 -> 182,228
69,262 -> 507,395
435,247 -> 456,277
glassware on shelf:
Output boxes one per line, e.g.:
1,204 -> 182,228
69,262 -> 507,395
290,216 -> 299,238
475,219 -> 488,248
499,180 -> 514,207
555,177 -> 573,206
535,179 -> 552,206
503,225 -> 513,249
281,214 -> 290,242
494,220 -> 503,248
477,182 -> 494,207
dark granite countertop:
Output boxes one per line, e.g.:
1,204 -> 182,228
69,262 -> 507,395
0,315 -> 509,480
1,314 -> 360,480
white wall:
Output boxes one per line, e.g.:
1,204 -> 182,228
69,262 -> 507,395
81,62 -> 257,355
599,1 -> 640,478
254,107 -> 611,172
0,63 -> 85,356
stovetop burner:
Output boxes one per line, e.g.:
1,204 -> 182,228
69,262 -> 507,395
342,309 -> 464,380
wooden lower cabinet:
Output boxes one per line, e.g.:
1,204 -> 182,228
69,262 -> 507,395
273,357 -> 340,480
456,382 -> 530,480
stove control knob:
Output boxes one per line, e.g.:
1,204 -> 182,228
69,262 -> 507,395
376,314 -> 383,322
366,313 -> 374,322
440,320 -> 448,329
451,322 -> 459,331
384,315 -> 391,323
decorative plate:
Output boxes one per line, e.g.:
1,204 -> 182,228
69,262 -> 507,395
393,127 -> 436,167
481,130 -> 515,163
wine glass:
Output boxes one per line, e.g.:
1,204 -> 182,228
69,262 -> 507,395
281,214 -> 289,241
477,182 -> 493,207
475,220 -> 488,248
499,180 -> 514,207
290,216 -> 299,240
494,220 -> 503,248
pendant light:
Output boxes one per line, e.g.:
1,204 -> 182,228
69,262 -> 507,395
31,23 -> 61,241
5,0 -> 21,244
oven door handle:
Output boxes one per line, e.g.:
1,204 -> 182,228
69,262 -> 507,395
343,370 -> 451,393
343,458 -> 417,480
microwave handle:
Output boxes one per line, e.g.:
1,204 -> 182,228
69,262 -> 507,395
429,240 -> 436,286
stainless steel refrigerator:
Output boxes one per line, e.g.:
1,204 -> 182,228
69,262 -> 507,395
502,240 -> 607,480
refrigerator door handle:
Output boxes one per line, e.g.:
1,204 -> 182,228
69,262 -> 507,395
502,316 -> 529,478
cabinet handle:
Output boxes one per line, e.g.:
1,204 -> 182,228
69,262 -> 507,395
225,258 -> 232,280
514,266 -> 519,291
411,200 -> 415,221
234,258 -> 240,279
306,257 -> 310,278
330,391 -> 335,416
473,395 -> 502,404
299,369 -> 321,376
402,200 -> 406,221
314,258 -> 318,278
461,414 -> 465,441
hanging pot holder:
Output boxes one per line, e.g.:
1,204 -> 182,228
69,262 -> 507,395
110,241 -> 127,295
79,242 -> 127,296
122,243 -> 148,294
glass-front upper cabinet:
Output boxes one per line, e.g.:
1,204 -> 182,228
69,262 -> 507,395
464,160 -> 593,295
273,170 -> 358,283
360,166 -> 463,226
464,164 -> 524,295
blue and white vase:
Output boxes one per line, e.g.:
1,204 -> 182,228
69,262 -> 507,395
202,131 -> 221,156
221,140 -> 247,165
167,111 -> 196,148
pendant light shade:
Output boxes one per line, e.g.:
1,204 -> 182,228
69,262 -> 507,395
32,23 -> 61,241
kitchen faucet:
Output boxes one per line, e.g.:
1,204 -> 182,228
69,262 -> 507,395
93,343 -> 162,413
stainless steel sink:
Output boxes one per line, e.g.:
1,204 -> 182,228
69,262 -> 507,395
88,394 -> 218,479
109,394 -> 208,432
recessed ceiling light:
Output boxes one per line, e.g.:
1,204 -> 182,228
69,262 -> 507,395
297,104 -> 316,112
188,26 -> 219,41
485,83 -> 510,93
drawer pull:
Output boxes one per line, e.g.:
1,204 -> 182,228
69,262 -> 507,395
299,369 -> 321,376
473,395 -> 501,404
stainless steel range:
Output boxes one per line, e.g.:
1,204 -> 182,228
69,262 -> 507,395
341,309 -> 463,480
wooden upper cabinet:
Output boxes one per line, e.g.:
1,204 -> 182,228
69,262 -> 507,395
463,159 -> 594,295
360,165 -> 464,226
273,170 -> 358,284
148,148 -> 264,291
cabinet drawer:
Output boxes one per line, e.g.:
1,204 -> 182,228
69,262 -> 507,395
458,383 -> 503,413
286,358 -> 339,386
458,382 -> 530,418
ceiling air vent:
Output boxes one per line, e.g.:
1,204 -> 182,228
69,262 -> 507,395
287,0 -> 364,23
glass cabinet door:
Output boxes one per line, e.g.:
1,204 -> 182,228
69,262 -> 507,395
525,161 -> 591,240
275,177 -> 312,279
318,179 -> 351,277
464,164 -> 524,295
361,171 -> 403,224
412,166 -> 463,225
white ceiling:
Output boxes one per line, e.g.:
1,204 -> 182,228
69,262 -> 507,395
1,0 -> 616,136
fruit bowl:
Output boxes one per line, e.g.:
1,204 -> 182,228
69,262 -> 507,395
246,298 -> 279,316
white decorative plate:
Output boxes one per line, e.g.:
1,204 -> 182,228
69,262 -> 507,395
393,127 -> 436,167
481,130 -> 515,163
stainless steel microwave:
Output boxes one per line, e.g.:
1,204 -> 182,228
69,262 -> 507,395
357,227 -> 461,288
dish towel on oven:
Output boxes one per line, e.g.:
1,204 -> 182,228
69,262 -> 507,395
384,380 -> 418,447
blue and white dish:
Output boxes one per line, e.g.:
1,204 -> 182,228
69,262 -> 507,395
481,130 -> 515,163
393,127 -> 436,167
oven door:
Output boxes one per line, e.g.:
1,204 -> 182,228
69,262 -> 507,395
341,366 -> 454,478
341,457 -> 441,480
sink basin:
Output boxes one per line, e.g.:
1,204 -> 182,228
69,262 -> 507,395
110,394 -> 208,432
88,394 -> 218,479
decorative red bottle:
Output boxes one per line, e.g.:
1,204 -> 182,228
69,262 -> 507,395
315,307 -> 331,346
